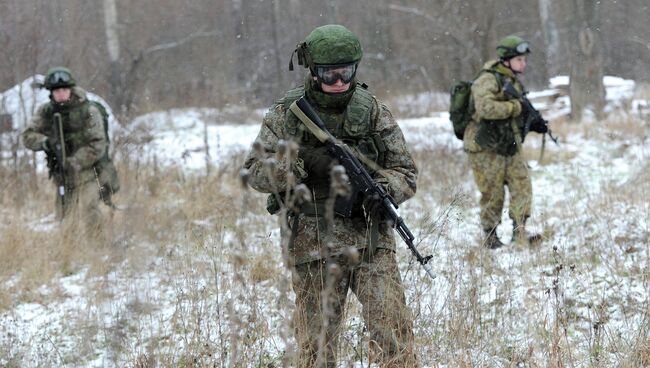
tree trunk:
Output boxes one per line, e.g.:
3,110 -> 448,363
538,0 -> 561,76
103,0 -> 123,116
270,0 -> 284,89
569,0 -> 605,122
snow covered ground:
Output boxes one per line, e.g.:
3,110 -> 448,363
0,76 -> 648,367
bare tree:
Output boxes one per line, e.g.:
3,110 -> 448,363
568,0 -> 605,121
538,0 -> 561,76
103,0 -> 123,117
1,0 -> 648,114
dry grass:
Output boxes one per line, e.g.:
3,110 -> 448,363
1,111 -> 649,367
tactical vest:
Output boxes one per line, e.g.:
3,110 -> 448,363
281,85 -> 386,169
278,84 -> 387,217
41,100 -> 96,158
474,67 -> 524,156
41,99 -> 120,201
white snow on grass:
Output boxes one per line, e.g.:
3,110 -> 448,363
1,75 -> 649,367
127,108 -> 261,170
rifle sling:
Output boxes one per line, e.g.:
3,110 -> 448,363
289,101 -> 330,144
290,99 -> 382,253
289,100 -> 383,173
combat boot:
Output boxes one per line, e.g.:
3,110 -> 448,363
483,228 -> 505,249
513,224 -> 543,246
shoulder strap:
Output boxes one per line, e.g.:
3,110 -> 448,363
477,66 -> 505,91
281,86 -> 305,109
288,100 -> 329,144
84,100 -> 112,160
86,101 -> 111,143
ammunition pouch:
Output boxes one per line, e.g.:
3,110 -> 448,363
266,194 -> 282,215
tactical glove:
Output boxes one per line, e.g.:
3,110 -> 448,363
42,138 -> 53,153
362,193 -> 384,218
362,179 -> 389,218
299,146 -> 333,180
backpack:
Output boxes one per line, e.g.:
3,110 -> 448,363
449,80 -> 474,140
90,101 -> 111,145
88,100 -> 121,203
449,69 -> 503,140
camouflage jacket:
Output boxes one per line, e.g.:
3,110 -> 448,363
22,87 -> 108,186
243,84 -> 418,211
464,60 -> 524,156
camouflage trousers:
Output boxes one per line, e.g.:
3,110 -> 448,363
291,248 -> 419,368
467,150 -> 532,231
54,176 -> 104,242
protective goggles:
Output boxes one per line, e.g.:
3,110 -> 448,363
498,42 -> 530,58
314,63 -> 357,85
47,71 -> 72,85
514,42 -> 530,54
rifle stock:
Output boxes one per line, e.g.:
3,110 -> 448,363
290,97 -> 436,280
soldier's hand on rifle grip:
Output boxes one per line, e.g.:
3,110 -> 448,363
298,146 -> 333,180
42,138 -> 53,153
362,193 -> 384,218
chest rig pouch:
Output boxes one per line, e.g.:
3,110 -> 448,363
42,102 -> 91,158
475,70 -> 523,156
281,84 -> 386,218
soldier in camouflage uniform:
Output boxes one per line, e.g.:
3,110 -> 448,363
463,35 -> 545,249
22,67 -> 114,239
243,25 -> 419,367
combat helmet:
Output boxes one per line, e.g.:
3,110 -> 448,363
289,25 -> 363,85
496,35 -> 531,60
43,67 -> 76,90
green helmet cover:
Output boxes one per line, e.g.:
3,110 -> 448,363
44,66 -> 76,90
303,24 -> 362,67
496,35 -> 531,60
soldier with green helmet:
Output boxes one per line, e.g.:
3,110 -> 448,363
463,35 -> 545,249
243,25 -> 419,367
22,67 -> 118,240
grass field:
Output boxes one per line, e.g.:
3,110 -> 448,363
0,99 -> 648,367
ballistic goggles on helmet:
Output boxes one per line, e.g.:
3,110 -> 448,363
46,71 -> 73,87
314,63 -> 357,85
498,42 -> 530,58
514,42 -> 530,54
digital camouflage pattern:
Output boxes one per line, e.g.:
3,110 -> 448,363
467,150 -> 531,231
244,83 -> 417,264
22,86 -> 108,236
243,71 -> 418,366
463,60 -> 523,156
303,24 -> 362,66
293,249 -> 418,367
463,59 -> 533,235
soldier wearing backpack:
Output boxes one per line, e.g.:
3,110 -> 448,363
462,36 -> 544,249
22,67 -> 119,240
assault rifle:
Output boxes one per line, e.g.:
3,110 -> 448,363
503,81 -> 559,145
289,97 -> 436,280
52,112 -> 67,211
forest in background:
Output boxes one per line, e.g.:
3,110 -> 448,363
1,0 -> 649,119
